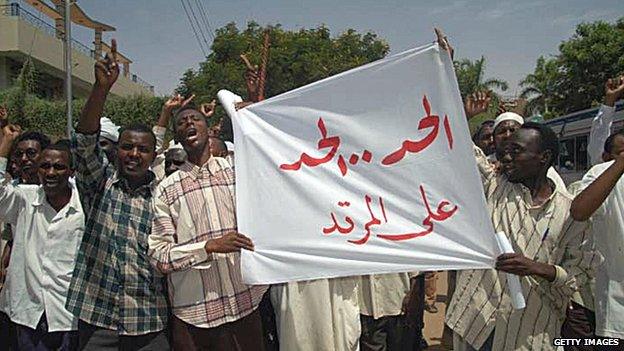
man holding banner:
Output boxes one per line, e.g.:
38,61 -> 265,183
445,110 -> 601,351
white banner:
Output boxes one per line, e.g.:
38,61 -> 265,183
219,42 -> 498,284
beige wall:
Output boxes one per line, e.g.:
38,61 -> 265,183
0,14 -> 152,97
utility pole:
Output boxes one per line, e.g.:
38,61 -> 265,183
63,0 -> 72,138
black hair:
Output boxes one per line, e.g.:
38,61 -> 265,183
42,140 -> 74,169
603,129 -> 624,154
520,122 -> 559,167
15,131 -> 51,150
173,105 -> 204,126
118,123 -> 157,152
472,119 -> 495,143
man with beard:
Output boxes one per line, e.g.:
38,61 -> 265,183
149,105 -> 268,350
0,129 -> 83,351
65,40 -> 169,350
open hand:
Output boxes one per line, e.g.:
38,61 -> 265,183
605,76 -> 624,107
464,91 -> 492,119
200,99 -> 217,118
95,39 -> 120,91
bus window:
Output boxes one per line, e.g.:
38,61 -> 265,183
575,135 -> 588,171
559,139 -> 576,172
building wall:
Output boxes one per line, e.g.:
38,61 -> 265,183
0,13 -> 153,98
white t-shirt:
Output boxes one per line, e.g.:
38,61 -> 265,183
580,161 -> 624,338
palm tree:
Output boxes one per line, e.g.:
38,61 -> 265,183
519,56 -> 562,118
454,56 -> 509,98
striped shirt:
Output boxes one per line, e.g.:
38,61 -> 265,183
66,132 -> 168,335
149,155 -> 268,328
445,146 -> 601,351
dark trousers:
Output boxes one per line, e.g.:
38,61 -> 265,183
78,320 -> 169,351
1,311 -> 17,350
561,301 -> 596,351
359,274 -> 427,351
170,309 -> 265,351
15,313 -> 78,351
360,314 -> 410,351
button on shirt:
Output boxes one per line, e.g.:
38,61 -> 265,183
65,132 -> 168,335
0,157 -> 84,332
149,156 -> 268,328
580,161 -> 624,339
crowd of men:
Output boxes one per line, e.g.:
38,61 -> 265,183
0,29 -> 622,351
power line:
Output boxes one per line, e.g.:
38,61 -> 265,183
184,0 -> 211,53
194,0 -> 215,42
180,0 -> 207,56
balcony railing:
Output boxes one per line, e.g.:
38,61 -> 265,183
1,2 -> 95,58
1,2 -> 154,93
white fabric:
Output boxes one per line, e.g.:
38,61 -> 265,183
0,157 -> 84,332
219,43 -> 498,284
225,141 -> 234,152
588,104 -> 616,166
493,112 -> 524,130
580,161 -> 624,338
270,277 -> 360,351
99,117 -> 119,142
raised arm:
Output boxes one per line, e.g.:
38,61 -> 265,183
0,125 -> 25,225
587,76 -> 624,165
76,39 -> 119,134
72,39 -> 120,202
570,155 -> 624,221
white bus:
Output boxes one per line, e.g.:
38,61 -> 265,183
543,100 -> 624,184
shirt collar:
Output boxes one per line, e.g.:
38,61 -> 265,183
32,183 -> 82,215
111,170 -> 156,197
179,156 -> 231,179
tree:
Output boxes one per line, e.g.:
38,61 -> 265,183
454,56 -> 508,99
556,18 -> 624,112
519,56 -> 563,119
454,56 -> 509,129
177,22 -> 390,139
522,17 -> 624,116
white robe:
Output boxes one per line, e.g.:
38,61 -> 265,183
271,277 -> 361,351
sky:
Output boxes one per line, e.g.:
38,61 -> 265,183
67,0 -> 624,96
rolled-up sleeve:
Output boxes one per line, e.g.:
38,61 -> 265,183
148,183 -> 213,274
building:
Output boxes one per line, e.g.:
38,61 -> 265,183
0,0 -> 154,98
544,100 -> 624,184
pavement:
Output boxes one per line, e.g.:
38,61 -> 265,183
423,271 -> 453,350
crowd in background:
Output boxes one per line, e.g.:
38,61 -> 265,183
0,29 -> 622,351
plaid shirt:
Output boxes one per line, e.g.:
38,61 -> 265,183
149,155 -> 268,328
65,132 -> 168,335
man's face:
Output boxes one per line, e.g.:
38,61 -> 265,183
38,149 -> 73,195
174,110 -> 209,154
494,120 -> 522,151
165,149 -> 187,176
605,134 -> 624,162
500,128 -> 548,183
476,125 -> 495,155
99,137 -> 117,163
116,130 -> 156,182
15,140 -> 42,182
